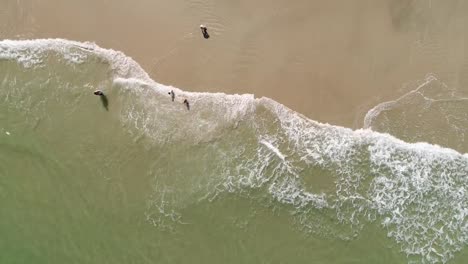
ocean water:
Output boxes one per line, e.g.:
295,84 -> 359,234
1,39 -> 467,264
365,75 -> 468,154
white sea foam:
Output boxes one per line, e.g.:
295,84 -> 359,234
363,74 -> 468,154
0,39 -> 151,80
262,99 -> 468,263
1,38 -> 467,263
260,139 -> 286,161
114,77 -> 257,145
364,74 -> 438,129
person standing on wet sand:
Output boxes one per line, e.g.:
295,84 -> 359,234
168,90 -> 175,102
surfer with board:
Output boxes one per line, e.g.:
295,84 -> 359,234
200,25 -> 210,39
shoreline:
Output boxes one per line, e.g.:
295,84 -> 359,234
2,0 -> 468,128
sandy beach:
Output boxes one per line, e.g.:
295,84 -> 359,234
3,2 -> 468,263
2,0 -> 468,127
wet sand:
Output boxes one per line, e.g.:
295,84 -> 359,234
2,0 -> 468,127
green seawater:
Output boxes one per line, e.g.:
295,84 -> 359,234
0,40 -> 467,264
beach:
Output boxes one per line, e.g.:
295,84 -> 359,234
3,0 -> 468,127
2,1 -> 468,263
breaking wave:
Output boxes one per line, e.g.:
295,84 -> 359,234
1,39 -> 467,263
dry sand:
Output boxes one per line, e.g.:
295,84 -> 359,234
2,0 -> 468,127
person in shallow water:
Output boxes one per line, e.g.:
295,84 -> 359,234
183,99 -> 190,110
168,90 -> 175,102
94,90 -> 104,96
200,25 -> 209,39
94,90 -> 109,110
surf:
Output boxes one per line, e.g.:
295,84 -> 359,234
1,38 -> 467,264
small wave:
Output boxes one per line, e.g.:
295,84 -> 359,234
363,74 -> 468,153
363,74 -> 438,129
0,38 -> 151,80
260,139 -> 286,161
1,38 -> 467,263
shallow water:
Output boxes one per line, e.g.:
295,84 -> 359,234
1,39 -> 467,264
365,75 -> 468,154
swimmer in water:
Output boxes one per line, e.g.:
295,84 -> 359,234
94,90 -> 104,96
94,90 -> 109,110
